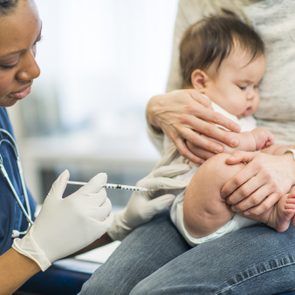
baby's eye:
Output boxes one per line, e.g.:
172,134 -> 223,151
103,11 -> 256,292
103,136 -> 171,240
238,85 -> 247,91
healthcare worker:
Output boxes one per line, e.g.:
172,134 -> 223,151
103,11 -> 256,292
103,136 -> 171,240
0,0 -> 183,294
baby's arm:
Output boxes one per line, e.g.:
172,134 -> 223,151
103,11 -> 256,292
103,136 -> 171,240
222,127 -> 274,153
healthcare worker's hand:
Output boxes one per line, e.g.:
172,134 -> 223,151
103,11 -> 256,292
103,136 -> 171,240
12,170 -> 112,271
108,164 -> 190,241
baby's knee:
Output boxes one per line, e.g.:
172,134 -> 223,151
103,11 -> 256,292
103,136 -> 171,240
196,153 -> 244,187
201,153 -> 231,177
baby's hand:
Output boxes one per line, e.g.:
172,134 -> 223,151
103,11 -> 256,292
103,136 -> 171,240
252,127 -> 274,150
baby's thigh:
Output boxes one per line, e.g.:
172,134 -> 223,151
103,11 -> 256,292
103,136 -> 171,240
191,153 -> 245,193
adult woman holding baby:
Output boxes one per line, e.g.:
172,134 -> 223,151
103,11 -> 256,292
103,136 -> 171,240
80,1 -> 295,294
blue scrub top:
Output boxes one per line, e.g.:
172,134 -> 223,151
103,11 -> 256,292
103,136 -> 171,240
0,107 -> 36,254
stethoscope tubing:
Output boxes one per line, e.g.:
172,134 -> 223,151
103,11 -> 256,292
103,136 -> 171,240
0,128 -> 34,237
0,158 -> 33,225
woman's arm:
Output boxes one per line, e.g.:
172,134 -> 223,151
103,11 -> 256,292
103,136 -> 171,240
0,249 -> 40,295
0,171 -> 112,294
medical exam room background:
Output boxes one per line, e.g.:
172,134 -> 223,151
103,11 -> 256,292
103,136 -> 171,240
8,0 -> 178,208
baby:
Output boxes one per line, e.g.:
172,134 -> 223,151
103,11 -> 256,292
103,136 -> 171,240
152,12 -> 295,245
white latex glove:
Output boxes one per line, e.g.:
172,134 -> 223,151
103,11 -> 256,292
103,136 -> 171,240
12,170 -> 112,271
108,163 -> 190,241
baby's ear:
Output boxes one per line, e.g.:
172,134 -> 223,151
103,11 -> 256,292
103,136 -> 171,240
191,69 -> 209,91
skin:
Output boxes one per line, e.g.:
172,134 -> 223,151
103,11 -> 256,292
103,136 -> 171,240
193,45 -> 265,119
0,3 -> 113,291
184,152 -> 295,239
0,248 -> 40,295
147,54 -> 295,226
0,1 -> 54,293
183,46 -> 294,237
146,89 -> 241,164
189,45 -> 273,155
222,148 -> 295,215
0,0 -> 41,107
147,47 -> 265,164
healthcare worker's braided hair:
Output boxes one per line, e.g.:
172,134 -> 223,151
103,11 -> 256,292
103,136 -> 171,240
0,0 -> 18,15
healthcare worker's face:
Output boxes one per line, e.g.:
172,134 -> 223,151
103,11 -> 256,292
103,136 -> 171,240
0,0 -> 41,107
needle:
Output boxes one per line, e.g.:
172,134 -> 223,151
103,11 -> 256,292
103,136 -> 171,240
67,180 -> 149,192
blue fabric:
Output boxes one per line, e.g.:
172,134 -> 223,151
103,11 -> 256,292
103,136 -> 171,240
19,258 -> 101,295
0,107 -> 36,254
80,212 -> 295,295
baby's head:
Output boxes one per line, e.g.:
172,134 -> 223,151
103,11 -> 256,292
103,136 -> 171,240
180,12 -> 265,118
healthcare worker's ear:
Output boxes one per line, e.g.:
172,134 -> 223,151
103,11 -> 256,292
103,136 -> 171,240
190,69 -> 209,92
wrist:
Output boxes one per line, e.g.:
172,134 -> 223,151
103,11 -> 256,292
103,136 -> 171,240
0,248 -> 40,294
107,209 -> 131,241
12,231 -> 51,272
10,248 -> 41,273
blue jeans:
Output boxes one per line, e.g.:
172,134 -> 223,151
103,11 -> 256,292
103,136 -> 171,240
79,213 -> 295,295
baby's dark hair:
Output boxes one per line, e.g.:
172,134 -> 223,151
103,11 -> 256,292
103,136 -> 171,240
0,0 -> 18,15
180,11 -> 265,87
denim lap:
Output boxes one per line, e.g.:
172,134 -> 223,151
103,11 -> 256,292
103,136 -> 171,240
79,213 -> 295,295
79,212 -> 190,295
131,224 -> 295,294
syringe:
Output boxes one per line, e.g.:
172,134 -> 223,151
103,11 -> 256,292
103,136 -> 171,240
67,180 -> 149,192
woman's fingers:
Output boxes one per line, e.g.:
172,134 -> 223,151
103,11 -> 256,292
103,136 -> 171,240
244,192 -> 281,216
186,141 -> 214,161
167,129 -> 204,164
188,89 -> 212,107
175,139 -> 204,164
194,105 -> 240,133
183,114 -> 239,148
149,89 -> 242,162
226,151 -> 259,165
230,180 -> 273,211
221,158 -> 260,199
226,173 -> 263,206
179,126 -> 224,154
185,90 -> 240,132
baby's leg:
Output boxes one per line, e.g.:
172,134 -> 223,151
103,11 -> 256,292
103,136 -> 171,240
253,186 -> 295,232
183,153 -> 245,238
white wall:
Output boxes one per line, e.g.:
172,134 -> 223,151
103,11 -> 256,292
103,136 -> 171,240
9,0 -> 178,202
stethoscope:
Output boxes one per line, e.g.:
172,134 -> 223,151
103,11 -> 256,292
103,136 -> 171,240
0,128 -> 34,238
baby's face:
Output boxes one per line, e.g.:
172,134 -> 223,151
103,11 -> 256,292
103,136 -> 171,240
205,46 -> 265,118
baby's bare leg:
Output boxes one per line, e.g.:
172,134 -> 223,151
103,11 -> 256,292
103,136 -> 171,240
183,153 -> 245,238
250,186 -> 295,232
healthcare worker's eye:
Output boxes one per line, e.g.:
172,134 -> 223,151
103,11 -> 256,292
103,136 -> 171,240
0,63 -> 18,70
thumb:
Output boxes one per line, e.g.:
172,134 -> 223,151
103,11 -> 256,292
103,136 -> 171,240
152,164 -> 191,178
77,173 -> 107,194
47,169 -> 70,200
141,177 -> 187,191
148,194 -> 175,213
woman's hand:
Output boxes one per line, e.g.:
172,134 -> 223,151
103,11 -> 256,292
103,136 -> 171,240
221,151 -> 295,215
13,171 -> 113,271
107,163 -> 190,241
146,89 -> 240,164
